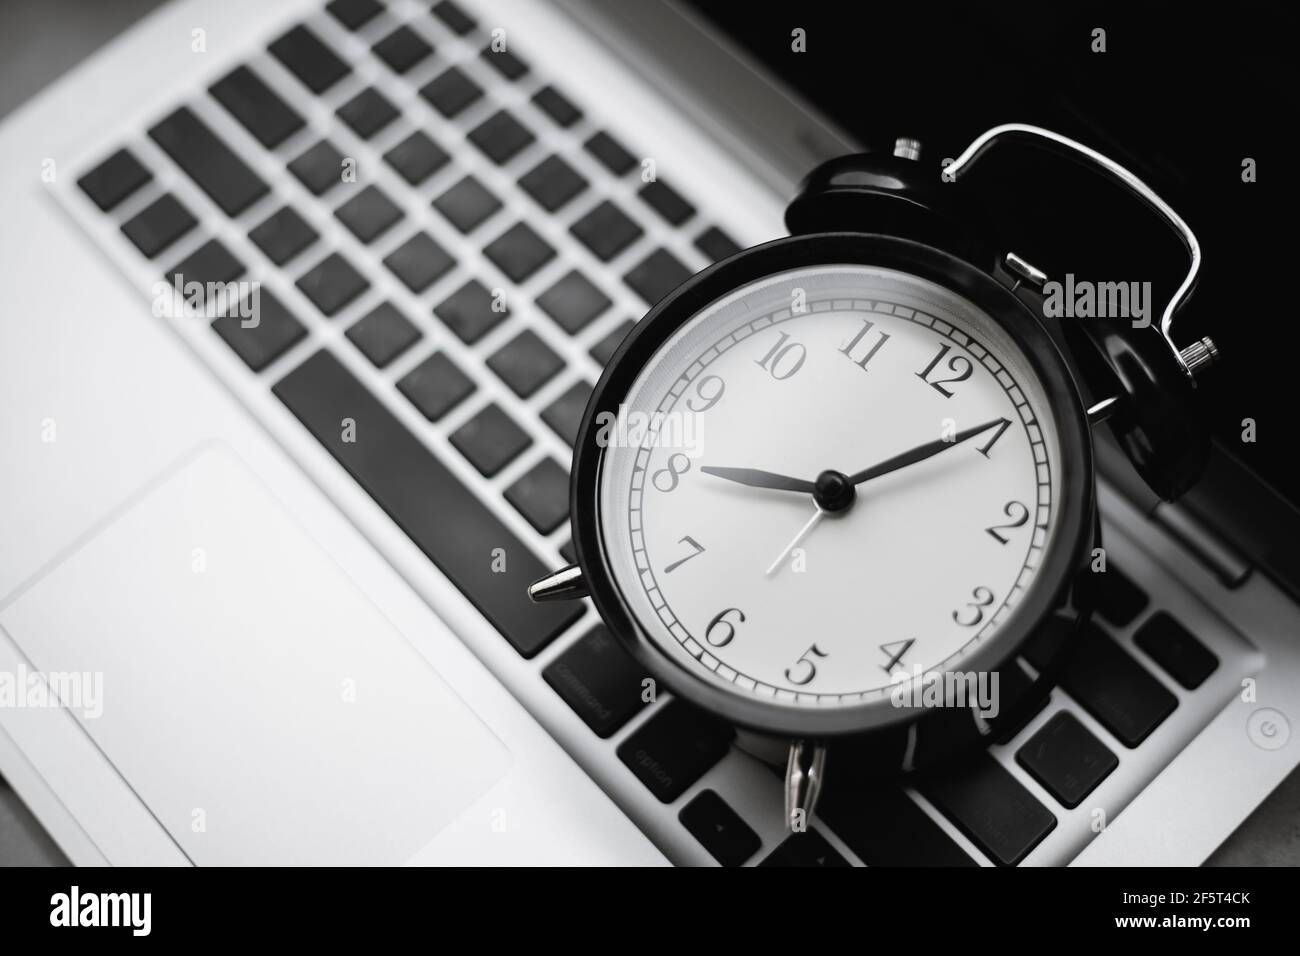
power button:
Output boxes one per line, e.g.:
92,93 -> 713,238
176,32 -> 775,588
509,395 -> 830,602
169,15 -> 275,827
1247,708 -> 1291,751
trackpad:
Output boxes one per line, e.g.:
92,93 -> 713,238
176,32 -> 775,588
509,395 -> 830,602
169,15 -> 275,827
0,444 -> 510,864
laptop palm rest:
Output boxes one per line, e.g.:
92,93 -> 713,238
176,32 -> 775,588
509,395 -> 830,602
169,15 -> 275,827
0,443 -> 510,865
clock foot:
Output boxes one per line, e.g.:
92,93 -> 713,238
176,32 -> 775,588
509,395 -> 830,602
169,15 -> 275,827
785,740 -> 827,833
527,565 -> 588,602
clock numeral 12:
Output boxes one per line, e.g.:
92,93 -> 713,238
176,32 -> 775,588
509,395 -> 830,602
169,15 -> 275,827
755,331 -> 806,380
840,318 -> 891,370
785,643 -> 828,686
916,343 -> 973,397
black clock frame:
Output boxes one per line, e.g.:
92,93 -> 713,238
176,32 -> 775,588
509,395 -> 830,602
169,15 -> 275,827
570,232 -> 1096,746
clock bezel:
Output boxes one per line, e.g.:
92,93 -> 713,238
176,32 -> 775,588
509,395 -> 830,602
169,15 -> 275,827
571,233 -> 1095,738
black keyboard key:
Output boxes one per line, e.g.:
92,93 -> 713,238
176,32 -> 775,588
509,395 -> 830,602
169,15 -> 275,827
992,659 -> 1051,744
480,43 -> 528,80
335,184 -> 403,243
584,130 -> 636,175
624,247 -> 691,305
590,319 -> 634,366
1017,711 -> 1119,809
121,193 -> 196,258
249,205 -> 319,266
679,790 -> 761,867
505,458 -> 569,534
78,148 -> 152,211
638,179 -> 694,226
346,301 -> 422,368
435,279 -> 508,344
383,231 -> 455,293
431,0 -> 475,35
165,237 -> 244,287
537,270 -> 610,334
519,154 -> 587,212
450,403 -> 532,477
149,107 -> 269,216
760,829 -> 850,868
695,225 -> 741,262
468,110 -> 535,165
384,130 -> 450,185
274,351 -> 580,656
398,351 -> 475,421
1092,564 -> 1150,627
1059,623 -> 1178,747
559,537 -> 577,563
212,288 -> 306,372
289,139 -> 346,196
531,85 -> 581,128
419,66 -> 483,118
296,251 -> 369,316
541,380 -> 593,446
372,24 -> 433,74
571,200 -> 642,261
269,24 -> 350,94
327,0 -> 383,30
337,87 -> 400,140
818,784 -> 975,867
921,753 -> 1056,866
484,222 -> 555,283
433,175 -> 502,233
209,65 -> 305,149
617,700 -> 733,803
487,329 -> 563,398
1134,612 -> 1218,690
543,624 -> 648,738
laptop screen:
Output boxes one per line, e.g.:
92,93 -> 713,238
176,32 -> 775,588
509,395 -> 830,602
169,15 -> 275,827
692,3 -> 1297,507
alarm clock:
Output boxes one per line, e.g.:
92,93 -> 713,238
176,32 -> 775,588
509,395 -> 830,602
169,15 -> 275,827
528,124 -> 1217,830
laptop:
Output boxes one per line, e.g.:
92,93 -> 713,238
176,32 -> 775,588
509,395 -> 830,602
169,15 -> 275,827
0,0 -> 1295,866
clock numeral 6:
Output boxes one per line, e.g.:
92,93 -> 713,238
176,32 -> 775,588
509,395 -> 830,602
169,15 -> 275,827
952,586 -> 996,627
916,343 -> 973,398
651,453 -> 692,492
986,500 -> 1030,544
686,375 -> 726,412
704,607 -> 745,647
785,643 -> 828,686
755,331 -> 806,380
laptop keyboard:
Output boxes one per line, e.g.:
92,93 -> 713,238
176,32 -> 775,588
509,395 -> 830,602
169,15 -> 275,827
68,0 -> 1235,867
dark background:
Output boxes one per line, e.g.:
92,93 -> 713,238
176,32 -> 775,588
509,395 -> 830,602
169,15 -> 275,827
693,0 -> 1297,503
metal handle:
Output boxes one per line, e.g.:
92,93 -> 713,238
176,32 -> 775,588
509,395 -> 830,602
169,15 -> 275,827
943,123 -> 1214,379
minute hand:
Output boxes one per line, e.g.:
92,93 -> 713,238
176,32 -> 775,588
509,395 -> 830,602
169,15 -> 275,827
847,418 -> 1007,486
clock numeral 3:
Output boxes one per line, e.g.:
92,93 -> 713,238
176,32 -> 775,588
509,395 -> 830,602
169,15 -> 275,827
755,331 -> 806,380
651,453 -> 692,492
704,607 -> 745,647
916,343 -> 973,398
840,318 -> 891,370
879,638 -> 915,673
663,535 -> 705,573
953,586 -> 996,627
785,643 -> 828,686
686,375 -> 726,412
986,500 -> 1030,544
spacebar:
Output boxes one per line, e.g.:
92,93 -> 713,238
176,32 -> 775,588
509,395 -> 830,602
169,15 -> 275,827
273,349 -> 582,657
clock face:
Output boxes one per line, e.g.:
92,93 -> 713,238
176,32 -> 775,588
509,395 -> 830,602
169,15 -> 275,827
596,264 -> 1066,713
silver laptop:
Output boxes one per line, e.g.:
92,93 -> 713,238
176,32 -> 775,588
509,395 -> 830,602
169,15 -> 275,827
0,0 -> 1296,866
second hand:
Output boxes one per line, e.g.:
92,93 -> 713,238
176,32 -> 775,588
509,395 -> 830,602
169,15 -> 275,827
765,505 -> 825,577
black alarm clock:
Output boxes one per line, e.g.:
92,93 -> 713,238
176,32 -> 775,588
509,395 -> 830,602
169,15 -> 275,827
528,124 -> 1218,830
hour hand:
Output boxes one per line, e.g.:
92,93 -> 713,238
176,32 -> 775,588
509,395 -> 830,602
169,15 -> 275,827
700,466 -> 816,494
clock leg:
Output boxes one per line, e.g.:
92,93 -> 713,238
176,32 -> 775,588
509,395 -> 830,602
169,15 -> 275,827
785,740 -> 828,833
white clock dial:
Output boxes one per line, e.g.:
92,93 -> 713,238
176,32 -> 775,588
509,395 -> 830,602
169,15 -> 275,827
598,265 -> 1063,709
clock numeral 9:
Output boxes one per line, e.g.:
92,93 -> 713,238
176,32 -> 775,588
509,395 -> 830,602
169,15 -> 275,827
755,331 -> 806,380
952,586 -> 996,627
704,607 -> 745,647
785,643 -> 828,686
916,343 -> 973,398
651,453 -> 692,492
686,375 -> 726,412
986,500 -> 1030,544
